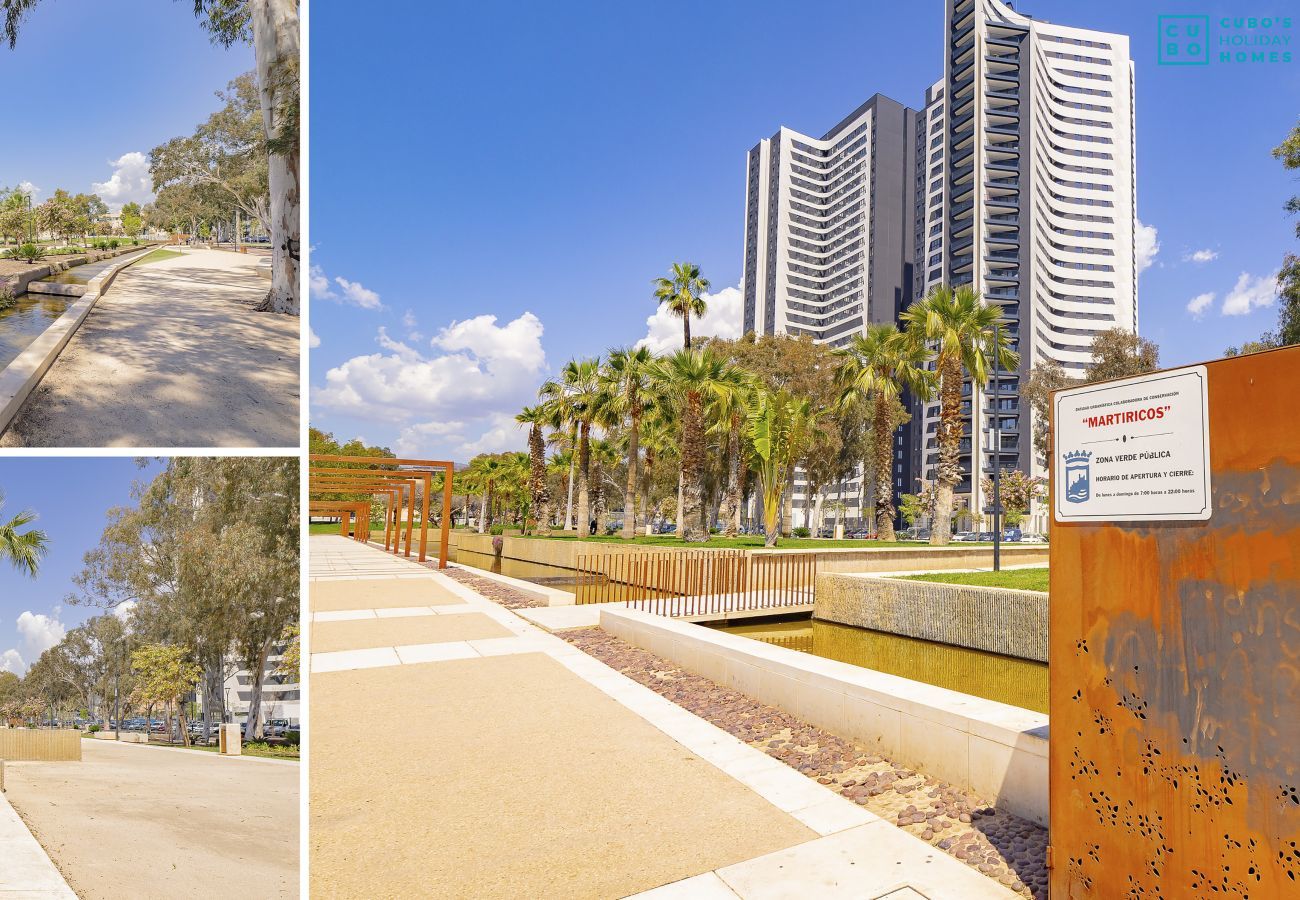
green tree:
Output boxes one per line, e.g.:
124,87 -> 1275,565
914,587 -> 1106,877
901,285 -> 1017,545
0,488 -> 48,576
1085,328 -> 1159,382
131,644 -> 202,748
833,324 -> 934,541
598,346 -> 654,539
1022,359 -> 1073,468
980,469 -> 1046,528
649,348 -> 733,542
744,388 -> 821,548
652,262 -> 710,349
540,358 -> 602,537
515,406 -> 552,533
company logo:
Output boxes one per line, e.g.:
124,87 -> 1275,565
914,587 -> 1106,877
1064,450 -> 1092,504
1159,14 -> 1294,66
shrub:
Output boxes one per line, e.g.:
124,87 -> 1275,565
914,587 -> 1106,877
108,238 -> 120,249
0,285 -> 15,310
793,526 -> 811,538
489,523 -> 505,536
87,724 -> 101,734
17,242 -> 42,263
282,729 -> 300,746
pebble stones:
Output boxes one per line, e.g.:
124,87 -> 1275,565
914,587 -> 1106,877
557,625 -> 1050,900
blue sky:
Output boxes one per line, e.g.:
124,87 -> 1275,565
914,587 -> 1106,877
3,1 -> 249,212
309,0 -> 1299,461
0,459 -> 163,676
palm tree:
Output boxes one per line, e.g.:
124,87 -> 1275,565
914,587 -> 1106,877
901,285 -> 1018,545
599,346 -> 654,539
834,324 -> 934,542
652,262 -> 710,349
515,406 -> 552,534
707,365 -> 756,537
649,347 -> 730,542
539,358 -> 602,537
0,490 -> 48,577
637,412 -> 674,535
465,455 -> 505,534
743,388 -> 821,548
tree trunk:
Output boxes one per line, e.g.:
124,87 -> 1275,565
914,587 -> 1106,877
873,392 -> 897,542
201,650 -> 223,745
683,314 -> 691,350
477,491 -> 488,533
680,392 -> 707,542
564,428 -> 577,530
723,415 -> 742,537
622,412 -> 640,539
930,353 -> 964,545
251,0 -> 300,314
641,448 -> 654,535
576,422 -> 592,536
676,473 -> 685,536
781,470 -> 795,537
243,636 -> 274,742
529,423 -> 550,535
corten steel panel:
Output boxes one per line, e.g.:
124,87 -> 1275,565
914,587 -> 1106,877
1049,347 -> 1300,898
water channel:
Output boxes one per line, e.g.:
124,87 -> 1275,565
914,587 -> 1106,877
447,544 -> 1046,712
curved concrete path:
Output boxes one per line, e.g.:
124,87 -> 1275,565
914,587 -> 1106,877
0,247 -> 298,447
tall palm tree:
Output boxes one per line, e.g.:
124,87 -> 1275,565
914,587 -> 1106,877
652,262 -> 710,349
637,411 -> 674,535
834,324 -> 935,542
599,346 -> 654,539
515,406 -> 552,534
0,490 -> 48,577
901,285 -> 1018,545
649,347 -> 730,542
539,358 -> 602,537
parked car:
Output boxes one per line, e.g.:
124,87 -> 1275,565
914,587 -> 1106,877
953,531 -> 977,542
1002,527 -> 1023,542
1020,533 -> 1049,544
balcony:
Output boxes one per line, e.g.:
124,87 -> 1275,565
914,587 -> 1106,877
985,268 -> 1019,282
985,287 -> 1019,299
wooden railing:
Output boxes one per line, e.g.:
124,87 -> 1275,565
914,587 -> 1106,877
574,549 -> 818,616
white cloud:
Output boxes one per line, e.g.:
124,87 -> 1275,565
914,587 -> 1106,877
636,285 -> 744,355
1185,248 -> 1218,264
111,600 -> 137,624
1135,220 -> 1159,275
0,649 -> 23,675
91,151 -> 154,208
1221,271 -> 1278,316
315,311 -> 548,460
1186,292 -> 1215,319
1190,291 -> 1216,319
335,277 -> 382,310
309,264 -> 383,310
309,326 -> 321,349
17,180 -> 38,200
402,310 -> 418,329
16,610 -> 65,662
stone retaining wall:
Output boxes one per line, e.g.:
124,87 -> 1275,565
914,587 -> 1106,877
0,244 -> 153,297
816,573 -> 1048,662
0,728 -> 82,761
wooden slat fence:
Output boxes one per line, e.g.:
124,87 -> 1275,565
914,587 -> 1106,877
574,549 -> 818,616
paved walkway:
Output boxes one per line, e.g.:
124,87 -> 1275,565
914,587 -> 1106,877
0,247 -> 298,447
3,738 -> 298,899
310,535 -> 1016,899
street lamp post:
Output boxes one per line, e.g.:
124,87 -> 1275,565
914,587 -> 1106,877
992,321 -> 1001,572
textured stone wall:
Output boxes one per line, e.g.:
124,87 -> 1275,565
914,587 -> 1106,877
815,573 -> 1048,662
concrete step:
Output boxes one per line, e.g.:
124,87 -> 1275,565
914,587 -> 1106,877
24,281 -> 86,297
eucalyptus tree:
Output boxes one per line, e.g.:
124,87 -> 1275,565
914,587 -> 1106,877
652,262 -> 710,349
598,346 -> 654,538
539,358 -> 602,537
901,285 -> 1018,544
515,406 -> 552,533
744,388 -> 822,548
0,489 -> 48,577
648,347 -> 732,542
833,324 -> 934,541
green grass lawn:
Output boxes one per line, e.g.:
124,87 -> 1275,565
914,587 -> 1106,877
134,248 -> 184,265
309,521 -> 385,535
900,567 -> 1049,592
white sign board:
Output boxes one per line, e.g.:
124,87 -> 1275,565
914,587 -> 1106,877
1053,365 -> 1211,523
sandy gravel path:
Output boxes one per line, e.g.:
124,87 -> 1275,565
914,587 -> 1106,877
0,247 -> 298,447
3,738 -> 298,900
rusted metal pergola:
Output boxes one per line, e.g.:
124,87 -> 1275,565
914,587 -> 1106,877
308,455 -> 455,568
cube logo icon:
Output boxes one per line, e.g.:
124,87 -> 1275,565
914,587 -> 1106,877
1159,15 -> 1210,65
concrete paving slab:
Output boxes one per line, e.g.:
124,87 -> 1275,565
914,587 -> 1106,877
309,578 -> 464,611
310,654 -> 816,899
310,613 -> 509,652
